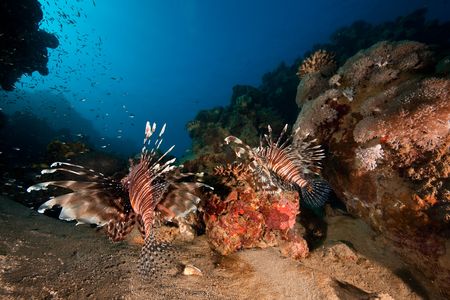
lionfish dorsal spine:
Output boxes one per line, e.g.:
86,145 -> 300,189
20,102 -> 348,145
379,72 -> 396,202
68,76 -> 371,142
275,124 -> 289,147
129,122 -> 178,233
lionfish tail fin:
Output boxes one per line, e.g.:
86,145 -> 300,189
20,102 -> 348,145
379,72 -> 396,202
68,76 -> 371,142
139,232 -> 180,279
300,177 -> 331,208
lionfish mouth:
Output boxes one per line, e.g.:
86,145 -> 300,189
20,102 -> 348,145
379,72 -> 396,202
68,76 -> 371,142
225,124 -> 331,207
28,121 -> 211,278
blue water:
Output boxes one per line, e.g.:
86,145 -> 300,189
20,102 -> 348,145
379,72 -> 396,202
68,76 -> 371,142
2,0 -> 449,157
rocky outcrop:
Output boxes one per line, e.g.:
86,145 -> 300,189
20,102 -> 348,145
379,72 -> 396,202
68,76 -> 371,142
311,8 -> 450,65
0,0 -> 58,90
185,63 -> 300,167
294,40 -> 450,297
203,163 -> 308,259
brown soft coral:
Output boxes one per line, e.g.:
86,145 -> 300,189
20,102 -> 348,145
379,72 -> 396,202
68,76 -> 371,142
297,50 -> 336,78
353,78 -> 450,166
213,162 -> 254,187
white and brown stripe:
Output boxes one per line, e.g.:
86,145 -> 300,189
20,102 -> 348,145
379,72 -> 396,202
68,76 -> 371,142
255,145 -> 309,188
128,160 -> 164,236
225,124 -> 325,191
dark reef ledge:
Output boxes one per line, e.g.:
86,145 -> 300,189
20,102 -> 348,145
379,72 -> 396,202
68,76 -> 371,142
0,0 -> 59,91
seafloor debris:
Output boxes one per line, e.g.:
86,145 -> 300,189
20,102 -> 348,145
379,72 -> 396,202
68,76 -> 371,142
182,264 -> 203,276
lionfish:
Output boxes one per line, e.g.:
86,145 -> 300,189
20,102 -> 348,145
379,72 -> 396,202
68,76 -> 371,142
224,124 -> 331,207
28,121 -> 209,277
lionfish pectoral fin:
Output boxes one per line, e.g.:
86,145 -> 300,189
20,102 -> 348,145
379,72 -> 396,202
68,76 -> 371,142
300,177 -> 331,208
29,160 -> 132,240
37,190 -> 128,230
157,182 -> 206,222
28,180 -> 104,192
139,232 -> 180,278
225,135 -> 257,161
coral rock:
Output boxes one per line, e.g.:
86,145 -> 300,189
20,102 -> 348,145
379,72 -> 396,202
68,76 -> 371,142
0,0 -> 59,90
296,73 -> 330,107
279,231 -> 309,260
294,40 -> 450,296
204,183 -> 308,259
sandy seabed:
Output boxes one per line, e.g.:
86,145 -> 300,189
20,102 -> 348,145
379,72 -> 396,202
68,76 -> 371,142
0,196 -> 435,299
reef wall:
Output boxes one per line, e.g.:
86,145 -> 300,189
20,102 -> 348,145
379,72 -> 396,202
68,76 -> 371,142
294,40 -> 450,296
0,0 -> 58,90
183,14 -> 450,295
186,65 -> 299,170
185,9 -> 450,171
310,8 -> 450,65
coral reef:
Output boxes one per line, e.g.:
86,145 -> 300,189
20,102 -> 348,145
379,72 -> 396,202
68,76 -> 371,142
0,0 -> 59,90
187,9 -> 449,170
293,7 -> 450,106
183,12 -> 450,289
311,8 -> 450,65
46,140 -> 89,161
203,163 -> 308,259
186,64 -> 300,172
213,163 -> 254,188
296,49 -> 336,78
293,40 -> 450,297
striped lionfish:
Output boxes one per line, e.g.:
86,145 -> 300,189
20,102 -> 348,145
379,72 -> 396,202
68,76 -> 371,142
224,124 -> 331,207
28,121 -> 210,277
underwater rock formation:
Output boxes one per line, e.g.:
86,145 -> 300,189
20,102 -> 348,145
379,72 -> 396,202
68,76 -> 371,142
187,9 -> 449,168
203,163 -> 308,259
0,0 -> 59,90
186,63 -> 300,170
46,140 -> 90,161
294,40 -> 450,296
311,8 -> 450,65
